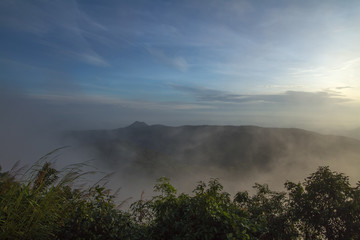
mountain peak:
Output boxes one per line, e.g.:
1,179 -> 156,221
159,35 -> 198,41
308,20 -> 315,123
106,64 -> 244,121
127,121 -> 148,128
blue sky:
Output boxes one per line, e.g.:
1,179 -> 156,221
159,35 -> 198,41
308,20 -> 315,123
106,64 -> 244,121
1,0 -> 360,130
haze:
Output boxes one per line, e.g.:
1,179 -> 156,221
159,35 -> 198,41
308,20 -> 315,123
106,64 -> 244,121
1,1 -> 360,197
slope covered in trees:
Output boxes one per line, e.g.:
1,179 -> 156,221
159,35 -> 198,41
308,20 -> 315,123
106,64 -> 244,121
1,154 -> 360,239
68,123 -> 360,181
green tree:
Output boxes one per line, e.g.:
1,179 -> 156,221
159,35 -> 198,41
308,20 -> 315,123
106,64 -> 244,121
131,177 -> 260,240
57,185 -> 134,240
285,166 -> 359,240
234,184 -> 297,239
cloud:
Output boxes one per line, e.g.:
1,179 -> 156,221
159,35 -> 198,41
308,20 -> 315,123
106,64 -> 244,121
170,85 -> 351,105
147,47 -> 189,71
30,92 -> 213,113
78,53 -> 109,67
0,0 -> 109,67
172,56 -> 189,72
336,86 -> 352,90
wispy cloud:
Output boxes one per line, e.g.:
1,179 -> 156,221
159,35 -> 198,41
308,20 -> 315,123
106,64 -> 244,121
0,0 -> 109,67
170,85 -> 351,105
30,92 -> 212,111
147,47 -> 189,71
288,57 -> 360,77
336,86 -> 352,90
77,53 -> 109,67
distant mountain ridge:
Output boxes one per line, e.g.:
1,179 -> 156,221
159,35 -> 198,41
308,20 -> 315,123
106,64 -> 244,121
69,122 -> 360,180
342,127 -> 360,140
127,121 -> 149,128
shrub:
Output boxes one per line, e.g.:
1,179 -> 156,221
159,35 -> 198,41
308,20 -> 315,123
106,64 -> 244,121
131,177 -> 261,240
1,151 -> 360,240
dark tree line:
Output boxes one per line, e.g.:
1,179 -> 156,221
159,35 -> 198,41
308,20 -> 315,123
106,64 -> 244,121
1,161 -> 360,239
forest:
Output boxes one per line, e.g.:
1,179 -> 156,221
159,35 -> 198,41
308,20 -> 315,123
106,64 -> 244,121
1,151 -> 360,240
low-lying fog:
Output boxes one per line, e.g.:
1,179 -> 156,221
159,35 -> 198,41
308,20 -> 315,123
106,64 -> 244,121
1,90 -> 360,206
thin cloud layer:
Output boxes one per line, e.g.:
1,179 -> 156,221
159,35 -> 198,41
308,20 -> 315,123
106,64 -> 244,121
0,0 -> 109,66
147,48 -> 189,71
171,85 -> 351,105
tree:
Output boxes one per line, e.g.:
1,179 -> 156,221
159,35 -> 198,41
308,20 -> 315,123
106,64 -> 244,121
234,184 -> 297,239
131,177 -> 261,240
57,185 -> 134,240
285,166 -> 359,240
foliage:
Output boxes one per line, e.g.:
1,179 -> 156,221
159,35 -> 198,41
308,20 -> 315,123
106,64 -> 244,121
131,177 -> 261,240
235,183 -> 297,239
0,159 -> 74,239
57,185 -> 134,240
1,152 -> 360,240
286,166 -> 360,240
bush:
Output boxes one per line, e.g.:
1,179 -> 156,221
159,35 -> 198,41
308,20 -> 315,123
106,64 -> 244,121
0,160 -> 75,239
131,177 -> 262,240
1,152 -> 359,240
57,185 -> 134,240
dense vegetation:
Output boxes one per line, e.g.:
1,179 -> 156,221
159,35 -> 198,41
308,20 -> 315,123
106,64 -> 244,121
1,152 -> 360,239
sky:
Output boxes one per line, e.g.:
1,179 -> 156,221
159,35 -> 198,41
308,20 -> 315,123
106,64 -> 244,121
1,0 -> 360,132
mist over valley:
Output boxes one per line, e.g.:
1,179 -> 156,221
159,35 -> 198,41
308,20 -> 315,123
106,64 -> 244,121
65,121 -> 360,197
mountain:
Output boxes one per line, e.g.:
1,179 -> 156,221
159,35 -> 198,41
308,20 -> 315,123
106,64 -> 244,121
127,121 -> 149,129
341,127 -> 360,140
68,122 -> 360,182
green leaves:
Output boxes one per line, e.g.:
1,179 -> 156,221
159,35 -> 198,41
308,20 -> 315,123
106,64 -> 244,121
153,176 -> 177,197
1,159 -> 360,240
58,185 -> 134,240
235,183 -> 297,239
286,166 -> 360,239
0,161 -> 72,240
132,178 -> 256,240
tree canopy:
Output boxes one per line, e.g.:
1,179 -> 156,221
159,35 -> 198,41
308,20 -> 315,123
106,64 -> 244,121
1,161 -> 359,240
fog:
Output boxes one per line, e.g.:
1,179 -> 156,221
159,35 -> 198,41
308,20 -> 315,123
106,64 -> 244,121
67,124 -> 360,205
1,87 -> 360,207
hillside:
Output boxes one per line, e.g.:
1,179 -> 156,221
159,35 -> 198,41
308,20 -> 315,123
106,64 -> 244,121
68,122 -> 360,182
